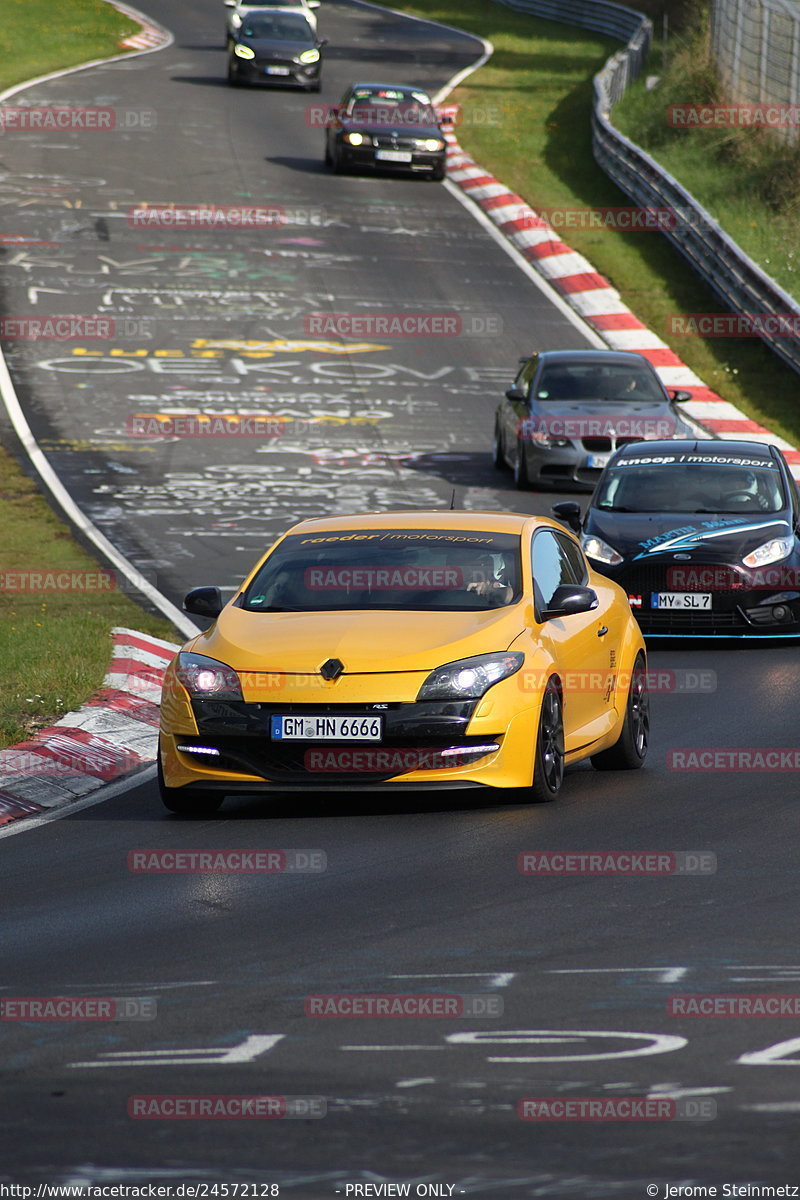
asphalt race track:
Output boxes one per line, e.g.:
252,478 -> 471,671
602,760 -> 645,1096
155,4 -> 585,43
2,1 -> 800,1195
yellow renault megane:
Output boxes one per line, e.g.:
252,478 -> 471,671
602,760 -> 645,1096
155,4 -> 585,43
158,511 -> 648,812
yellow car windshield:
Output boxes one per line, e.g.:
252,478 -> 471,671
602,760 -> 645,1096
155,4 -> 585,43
242,528 -> 522,612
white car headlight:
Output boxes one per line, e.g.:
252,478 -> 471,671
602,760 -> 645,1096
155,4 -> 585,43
742,536 -> 794,568
581,533 -> 623,566
298,48 -> 320,63
233,43 -> 255,58
417,652 -> 524,701
418,138 -> 444,151
175,653 -> 243,701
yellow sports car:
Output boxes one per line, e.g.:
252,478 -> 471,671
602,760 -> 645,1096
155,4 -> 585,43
158,511 -> 648,813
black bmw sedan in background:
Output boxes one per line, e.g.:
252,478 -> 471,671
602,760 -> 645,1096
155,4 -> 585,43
554,439 -> 800,638
325,84 -> 447,179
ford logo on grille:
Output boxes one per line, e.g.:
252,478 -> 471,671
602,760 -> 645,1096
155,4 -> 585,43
673,553 -> 692,560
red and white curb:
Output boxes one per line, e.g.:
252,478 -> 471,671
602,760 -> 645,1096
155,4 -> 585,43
438,109 -> 800,479
110,2 -> 171,51
0,628 -> 178,827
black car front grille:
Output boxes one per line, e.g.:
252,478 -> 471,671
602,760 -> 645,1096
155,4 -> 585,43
617,561 -> 750,631
180,734 -> 495,784
638,609 -> 742,631
372,135 -> 419,150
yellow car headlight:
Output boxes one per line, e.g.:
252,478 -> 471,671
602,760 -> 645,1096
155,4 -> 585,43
345,131 -> 368,146
419,138 -> 444,151
298,48 -> 320,63
175,652 -> 243,701
233,43 -> 255,59
417,652 -> 523,701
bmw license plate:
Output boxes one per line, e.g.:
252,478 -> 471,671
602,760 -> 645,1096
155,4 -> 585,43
375,149 -> 412,163
271,715 -> 383,741
651,592 -> 712,609
266,66 -> 291,75
586,453 -> 611,468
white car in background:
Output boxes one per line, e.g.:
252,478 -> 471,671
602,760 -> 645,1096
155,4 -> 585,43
225,0 -> 320,39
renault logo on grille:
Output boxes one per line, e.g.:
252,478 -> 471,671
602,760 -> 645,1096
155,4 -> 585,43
320,658 -> 344,681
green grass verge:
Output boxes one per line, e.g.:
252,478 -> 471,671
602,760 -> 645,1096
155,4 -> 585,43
0,0 -> 139,90
0,0 -> 177,749
378,0 -> 800,446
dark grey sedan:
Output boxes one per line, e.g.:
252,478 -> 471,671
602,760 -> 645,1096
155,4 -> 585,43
493,349 -> 702,491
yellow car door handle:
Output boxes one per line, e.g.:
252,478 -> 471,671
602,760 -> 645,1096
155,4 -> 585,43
597,625 -> 608,637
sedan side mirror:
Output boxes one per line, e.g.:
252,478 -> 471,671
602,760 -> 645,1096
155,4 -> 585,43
317,37 -> 328,45
184,586 -> 224,619
671,389 -> 693,402
505,385 -> 525,403
308,0 -> 321,6
223,1 -> 236,7
552,500 -> 582,533
540,584 -> 598,621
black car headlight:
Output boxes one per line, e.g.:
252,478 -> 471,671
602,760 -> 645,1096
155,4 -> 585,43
742,536 -> 794,568
417,652 -> 524,701
175,652 -> 243,701
581,533 -> 623,566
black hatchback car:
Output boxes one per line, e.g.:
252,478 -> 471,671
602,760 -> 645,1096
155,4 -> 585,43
227,10 -> 325,90
325,84 -> 446,179
554,439 -> 800,638
494,349 -> 698,491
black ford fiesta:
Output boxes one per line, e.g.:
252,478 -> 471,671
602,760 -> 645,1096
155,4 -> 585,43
227,10 -> 325,90
553,439 -> 800,638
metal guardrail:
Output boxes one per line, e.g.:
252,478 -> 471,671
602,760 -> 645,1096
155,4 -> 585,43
495,0 -> 800,377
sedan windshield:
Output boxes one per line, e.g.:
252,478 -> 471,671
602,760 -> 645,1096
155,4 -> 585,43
242,529 -> 522,612
241,13 -> 313,39
594,457 -> 786,514
536,363 -> 665,402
